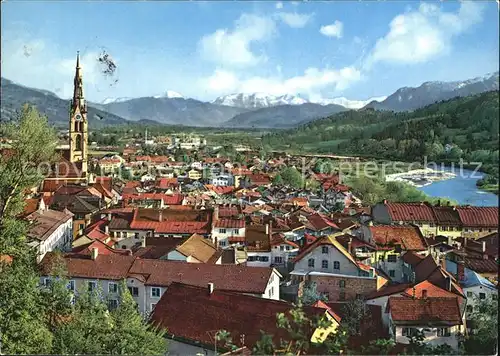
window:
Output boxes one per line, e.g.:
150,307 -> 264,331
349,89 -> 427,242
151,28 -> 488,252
322,260 -> 328,269
121,245 -> 127,249
402,328 -> 412,337
479,293 -> 486,300
88,281 -> 96,292
68,280 -> 75,291
333,261 -> 340,270
219,228 -> 227,234
108,282 -> 118,294
151,287 -> 161,298
274,256 -> 283,264
437,328 -> 451,337
388,254 -> 397,263
355,293 -> 362,299
248,256 -> 257,262
128,286 -> 139,297
219,240 -> 227,247
135,233 -> 140,239
339,291 -> 346,301
108,299 -> 118,310
322,246 -> 329,254
308,258 -> 315,268
280,246 -> 285,251
378,255 -> 385,262
233,229 -> 239,234
389,270 -> 396,278
339,280 -> 346,288
259,256 -> 269,262
467,291 -> 473,298
466,305 -> 473,313
78,224 -> 85,231
430,223 -> 435,227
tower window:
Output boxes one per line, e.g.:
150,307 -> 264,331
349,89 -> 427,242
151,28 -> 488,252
75,135 -> 82,151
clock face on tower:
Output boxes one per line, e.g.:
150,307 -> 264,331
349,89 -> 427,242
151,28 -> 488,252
75,114 -> 82,121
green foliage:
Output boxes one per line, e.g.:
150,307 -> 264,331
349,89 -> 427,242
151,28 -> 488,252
299,281 -> 327,306
463,296 -> 498,355
280,167 -> 304,189
405,329 -> 455,355
272,174 -> 283,185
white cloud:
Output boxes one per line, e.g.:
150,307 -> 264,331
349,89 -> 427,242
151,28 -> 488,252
203,66 -> 362,98
198,14 -> 276,67
276,12 -> 313,28
275,2 -> 283,9
320,20 -> 343,38
367,1 -> 485,66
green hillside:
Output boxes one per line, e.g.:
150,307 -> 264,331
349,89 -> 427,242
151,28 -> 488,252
262,91 -> 499,182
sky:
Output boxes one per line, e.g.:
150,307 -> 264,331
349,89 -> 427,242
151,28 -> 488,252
2,1 -> 499,103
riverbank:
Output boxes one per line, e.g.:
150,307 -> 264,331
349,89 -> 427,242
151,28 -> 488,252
385,168 -> 456,187
477,184 -> 499,195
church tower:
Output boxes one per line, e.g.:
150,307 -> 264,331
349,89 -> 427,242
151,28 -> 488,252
69,52 -> 88,177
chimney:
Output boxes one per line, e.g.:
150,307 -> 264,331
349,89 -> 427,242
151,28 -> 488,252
447,235 -> 452,246
127,249 -> 133,256
265,223 -> 269,235
158,209 -> 163,222
107,212 -> 112,221
411,271 -> 416,283
421,289 -> 428,299
104,224 -> 109,235
457,261 -> 465,282
348,237 -> 353,255
91,247 -> 98,260
214,205 -> 219,221
482,241 -> 486,253
208,282 -> 214,295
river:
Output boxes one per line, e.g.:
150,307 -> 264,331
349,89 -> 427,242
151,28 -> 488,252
416,167 -> 498,207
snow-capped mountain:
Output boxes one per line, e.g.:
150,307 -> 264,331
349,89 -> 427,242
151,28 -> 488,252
315,96 -> 388,109
365,71 -> 499,111
101,97 -> 132,104
153,90 -> 184,99
213,93 -> 308,109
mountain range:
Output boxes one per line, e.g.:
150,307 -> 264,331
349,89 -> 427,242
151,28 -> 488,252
1,71 -> 498,129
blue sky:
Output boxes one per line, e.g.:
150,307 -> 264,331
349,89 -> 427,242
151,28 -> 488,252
2,1 -> 499,103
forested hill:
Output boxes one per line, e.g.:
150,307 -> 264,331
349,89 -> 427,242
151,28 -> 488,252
262,91 -> 499,175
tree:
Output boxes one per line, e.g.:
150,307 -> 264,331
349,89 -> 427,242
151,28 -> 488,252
280,167 -> 304,189
463,296 -> 498,355
0,254 -> 54,354
0,104 -> 57,229
107,281 -> 167,355
299,281 -> 327,306
305,178 -> 320,192
272,174 -> 283,186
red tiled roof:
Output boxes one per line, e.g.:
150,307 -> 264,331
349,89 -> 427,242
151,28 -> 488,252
306,213 -> 339,231
41,179 -> 66,193
94,176 -> 113,192
402,280 -> 460,299
205,185 -> 236,195
150,156 -> 170,164
270,233 -> 300,248
214,219 -> 245,229
365,283 -> 412,300
455,206 -> 498,227
72,239 -> 129,256
432,206 -> 461,225
369,225 -> 427,251
246,174 -> 271,185
151,283 -> 332,350
218,206 -> 241,218
385,202 -> 436,223
401,251 -> 425,267
156,178 -> 178,189
388,297 -> 462,325
22,198 -> 40,217
135,155 -> 151,162
123,193 -> 184,206
40,253 -> 136,280
129,259 -> 274,292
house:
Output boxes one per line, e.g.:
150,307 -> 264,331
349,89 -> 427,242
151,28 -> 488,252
25,202 -> 73,263
270,232 -> 300,269
372,201 -> 498,238
445,259 -> 498,315
387,297 -> 464,350
211,174 -> 234,187
150,283 -> 340,355
360,225 -> 428,282
166,233 -> 222,264
98,156 -> 123,173
187,169 -> 202,181
303,213 -> 340,237
291,234 -> 379,301
245,224 -> 272,267
107,207 -> 213,248
39,251 -> 282,315
211,218 -> 246,248
122,192 -> 184,208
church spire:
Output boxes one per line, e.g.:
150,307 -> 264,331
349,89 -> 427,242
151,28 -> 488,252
72,51 -> 86,113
